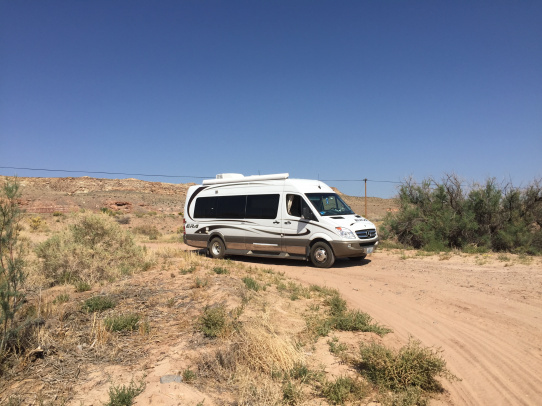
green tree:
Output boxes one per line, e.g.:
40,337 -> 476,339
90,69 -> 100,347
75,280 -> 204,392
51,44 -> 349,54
0,179 -> 26,356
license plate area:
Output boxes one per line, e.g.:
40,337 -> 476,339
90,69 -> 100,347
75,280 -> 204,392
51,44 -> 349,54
364,247 -> 374,254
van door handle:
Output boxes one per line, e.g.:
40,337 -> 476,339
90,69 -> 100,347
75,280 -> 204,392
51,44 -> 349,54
284,221 -> 291,225
273,221 -> 280,224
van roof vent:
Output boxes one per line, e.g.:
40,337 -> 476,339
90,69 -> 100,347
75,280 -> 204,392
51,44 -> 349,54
216,173 -> 244,180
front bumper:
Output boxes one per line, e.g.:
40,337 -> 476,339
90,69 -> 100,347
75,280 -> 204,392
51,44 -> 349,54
330,238 -> 379,258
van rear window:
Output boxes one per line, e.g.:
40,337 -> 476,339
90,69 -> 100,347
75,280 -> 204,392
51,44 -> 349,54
194,196 -> 217,218
194,194 -> 279,219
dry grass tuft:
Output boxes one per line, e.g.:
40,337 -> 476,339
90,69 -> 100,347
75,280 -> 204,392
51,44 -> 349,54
234,321 -> 304,375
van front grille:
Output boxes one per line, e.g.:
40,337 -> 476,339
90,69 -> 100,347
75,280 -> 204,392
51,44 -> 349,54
356,229 -> 377,239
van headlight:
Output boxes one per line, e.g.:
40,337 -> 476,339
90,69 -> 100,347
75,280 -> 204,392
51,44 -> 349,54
335,227 -> 357,239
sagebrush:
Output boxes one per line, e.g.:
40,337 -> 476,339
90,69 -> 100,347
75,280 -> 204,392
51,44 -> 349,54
35,213 -> 150,285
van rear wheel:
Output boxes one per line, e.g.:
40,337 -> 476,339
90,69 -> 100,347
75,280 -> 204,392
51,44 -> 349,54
310,242 -> 335,268
208,237 -> 226,259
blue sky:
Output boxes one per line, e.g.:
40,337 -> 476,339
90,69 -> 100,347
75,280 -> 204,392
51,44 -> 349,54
1,1 -> 541,197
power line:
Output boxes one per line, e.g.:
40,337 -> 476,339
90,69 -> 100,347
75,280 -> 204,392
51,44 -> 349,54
0,166 -> 415,192
0,165 -> 403,184
321,178 -> 402,184
0,166 -> 212,180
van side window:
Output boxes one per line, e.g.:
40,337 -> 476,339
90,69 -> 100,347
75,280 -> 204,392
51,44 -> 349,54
194,196 -> 217,218
286,194 -> 315,220
194,194 -> 279,219
246,194 -> 280,219
216,195 -> 246,219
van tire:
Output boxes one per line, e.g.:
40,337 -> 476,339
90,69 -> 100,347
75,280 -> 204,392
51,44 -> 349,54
208,237 -> 226,259
310,242 -> 335,268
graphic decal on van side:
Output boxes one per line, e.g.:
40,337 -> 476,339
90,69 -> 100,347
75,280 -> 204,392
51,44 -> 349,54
186,186 -> 208,221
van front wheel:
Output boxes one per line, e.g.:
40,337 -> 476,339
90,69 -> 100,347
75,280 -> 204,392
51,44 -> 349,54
208,237 -> 226,259
310,242 -> 335,268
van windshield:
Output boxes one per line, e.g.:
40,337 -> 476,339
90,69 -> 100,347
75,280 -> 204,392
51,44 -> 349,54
305,193 -> 355,216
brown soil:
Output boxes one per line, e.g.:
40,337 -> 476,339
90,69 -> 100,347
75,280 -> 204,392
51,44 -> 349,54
2,176 -> 541,405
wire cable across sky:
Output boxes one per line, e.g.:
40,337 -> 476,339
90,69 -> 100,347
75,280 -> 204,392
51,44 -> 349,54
0,166 -> 403,185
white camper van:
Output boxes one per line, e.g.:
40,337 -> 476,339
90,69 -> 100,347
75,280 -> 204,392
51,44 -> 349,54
183,173 -> 378,268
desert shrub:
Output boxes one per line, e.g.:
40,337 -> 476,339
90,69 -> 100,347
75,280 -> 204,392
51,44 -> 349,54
321,376 -> 367,405
358,339 -> 456,393
83,296 -> 115,313
182,367 -> 196,383
242,277 -> 261,291
199,305 -> 228,338
28,216 -> 45,231
325,293 -> 391,336
212,266 -> 229,275
0,179 -> 27,357
105,379 -> 145,406
383,174 -> 542,254
74,281 -> 92,292
180,265 -> 196,275
104,314 -> 140,332
332,309 -> 392,336
326,294 -> 347,316
35,213 -> 148,285
132,224 -> 161,240
328,336 -> 348,356
53,293 -> 70,305
282,380 -> 303,405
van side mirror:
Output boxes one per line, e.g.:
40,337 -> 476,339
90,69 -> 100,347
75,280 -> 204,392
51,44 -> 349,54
302,207 -> 315,221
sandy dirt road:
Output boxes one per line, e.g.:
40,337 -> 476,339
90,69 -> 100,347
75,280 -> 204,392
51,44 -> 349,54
233,251 -> 542,406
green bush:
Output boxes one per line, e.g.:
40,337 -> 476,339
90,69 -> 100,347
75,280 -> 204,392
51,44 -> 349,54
358,339 -> 456,393
35,213 -> 148,285
199,305 -> 227,338
383,175 -> 542,254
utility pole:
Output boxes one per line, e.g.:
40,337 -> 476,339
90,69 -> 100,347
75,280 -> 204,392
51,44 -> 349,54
364,178 -> 367,218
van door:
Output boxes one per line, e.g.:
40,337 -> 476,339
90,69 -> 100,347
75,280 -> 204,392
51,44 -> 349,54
244,194 -> 282,253
281,194 -> 315,256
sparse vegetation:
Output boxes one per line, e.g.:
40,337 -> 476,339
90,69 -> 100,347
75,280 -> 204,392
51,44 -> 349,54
0,176 -> 465,405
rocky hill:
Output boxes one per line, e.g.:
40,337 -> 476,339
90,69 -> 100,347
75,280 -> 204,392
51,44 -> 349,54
1,176 -> 397,220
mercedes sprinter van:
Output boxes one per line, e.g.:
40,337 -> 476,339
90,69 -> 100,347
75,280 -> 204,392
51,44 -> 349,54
183,173 -> 378,268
